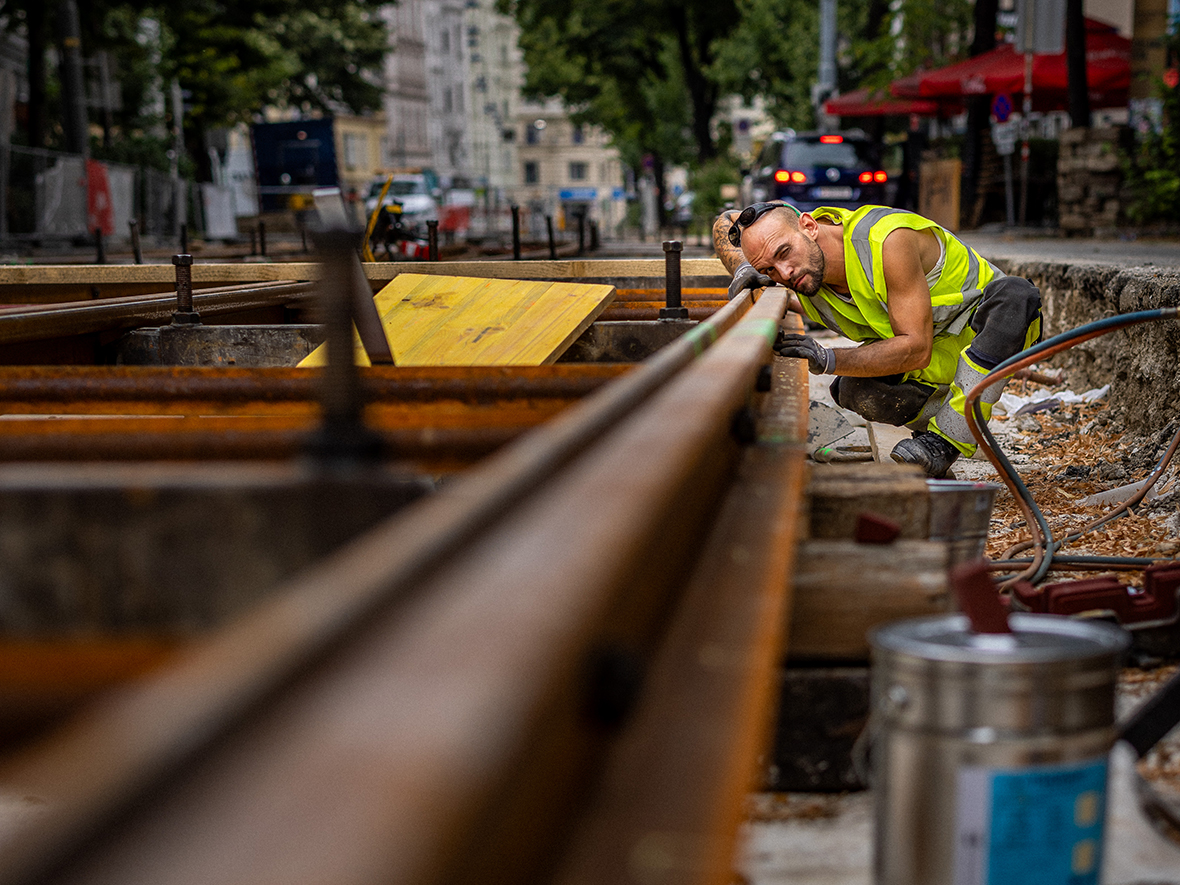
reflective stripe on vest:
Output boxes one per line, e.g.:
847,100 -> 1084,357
798,206 -> 1006,342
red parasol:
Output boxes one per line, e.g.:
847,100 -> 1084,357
889,17 -> 1130,110
824,87 -> 955,117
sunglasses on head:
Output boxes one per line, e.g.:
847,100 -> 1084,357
727,201 -> 802,247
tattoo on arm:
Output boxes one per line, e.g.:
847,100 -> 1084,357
712,211 -> 746,275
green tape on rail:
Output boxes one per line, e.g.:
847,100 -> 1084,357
729,318 -> 780,345
683,323 -> 719,356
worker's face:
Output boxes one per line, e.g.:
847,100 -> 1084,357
741,212 -> 825,298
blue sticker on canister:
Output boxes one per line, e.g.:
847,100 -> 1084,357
953,757 -> 1108,885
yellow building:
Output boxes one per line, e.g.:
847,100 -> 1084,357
333,114 -> 390,199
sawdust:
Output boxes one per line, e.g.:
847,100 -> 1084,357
983,396 -> 1180,572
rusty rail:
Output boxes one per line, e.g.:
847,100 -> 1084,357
0,286 -> 804,885
0,281 -> 315,344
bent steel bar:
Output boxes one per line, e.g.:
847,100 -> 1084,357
0,281 -> 315,344
0,289 -> 771,885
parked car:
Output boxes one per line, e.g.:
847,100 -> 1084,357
364,173 -> 439,237
744,130 -> 888,212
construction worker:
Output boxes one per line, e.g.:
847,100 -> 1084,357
713,202 -> 1041,477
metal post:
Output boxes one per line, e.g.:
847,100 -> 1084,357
426,220 -> 439,261
577,215 -> 585,256
94,228 -> 105,265
0,144 -> 9,241
129,219 -> 143,264
816,0 -> 838,129
1019,51 -> 1033,227
171,254 -> 200,324
546,215 -> 556,260
250,226 -> 257,257
659,240 -> 688,320
589,220 -> 599,252
259,220 -> 267,258
511,205 -> 521,260
306,228 -> 384,466
180,222 -> 188,255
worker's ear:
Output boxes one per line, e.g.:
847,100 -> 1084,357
798,211 -> 820,239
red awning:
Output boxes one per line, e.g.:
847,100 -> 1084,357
823,87 -> 952,117
889,17 -> 1130,110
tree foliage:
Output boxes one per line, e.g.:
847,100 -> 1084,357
502,0 -> 739,168
1124,31 -> 1180,225
4,0 -> 388,176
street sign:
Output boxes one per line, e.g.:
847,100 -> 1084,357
559,188 -> 597,202
992,93 -> 1013,123
991,121 -> 1018,156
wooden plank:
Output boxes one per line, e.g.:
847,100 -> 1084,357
788,539 -> 951,660
298,274 -> 616,367
0,259 -> 727,288
807,461 -> 930,539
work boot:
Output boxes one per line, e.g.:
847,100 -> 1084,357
891,430 -> 960,479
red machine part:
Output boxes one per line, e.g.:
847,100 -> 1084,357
1011,561 -> 1180,627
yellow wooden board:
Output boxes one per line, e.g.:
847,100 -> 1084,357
298,273 -> 616,367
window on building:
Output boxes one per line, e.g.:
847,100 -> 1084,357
571,125 -> 585,145
441,28 -> 450,53
525,126 -> 539,145
569,162 -> 588,181
443,87 -> 452,114
524,161 -> 539,184
343,132 -> 366,171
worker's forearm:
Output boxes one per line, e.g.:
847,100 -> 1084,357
830,335 -> 931,377
712,211 -> 746,275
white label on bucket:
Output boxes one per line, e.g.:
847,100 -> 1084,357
953,757 -> 1108,885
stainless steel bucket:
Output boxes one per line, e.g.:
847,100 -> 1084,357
927,480 -> 1000,567
869,613 -> 1129,885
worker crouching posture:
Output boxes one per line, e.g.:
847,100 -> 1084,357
714,202 -> 1042,478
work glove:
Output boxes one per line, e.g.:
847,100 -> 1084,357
727,262 -> 774,300
774,331 -> 835,375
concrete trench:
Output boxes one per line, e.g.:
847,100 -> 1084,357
989,258 -> 1180,435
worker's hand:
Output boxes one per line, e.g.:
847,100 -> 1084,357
727,262 -> 774,300
775,332 -> 835,375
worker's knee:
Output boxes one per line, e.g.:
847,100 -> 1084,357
831,376 -> 936,426
968,276 -> 1042,365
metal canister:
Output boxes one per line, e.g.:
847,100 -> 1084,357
869,613 -> 1129,885
927,480 -> 1000,568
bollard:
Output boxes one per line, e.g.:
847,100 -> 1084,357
426,220 -> 439,261
659,240 -> 688,320
511,205 -> 521,261
129,219 -> 143,265
180,222 -> 188,255
171,254 -> 200,324
589,219 -> 599,252
249,227 -> 257,257
301,224 -> 308,254
546,215 -> 557,260
259,220 -> 268,258
94,228 -> 105,265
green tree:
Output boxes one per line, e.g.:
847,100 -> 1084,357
1125,31 -> 1180,225
503,0 -> 742,218
4,1 -> 388,177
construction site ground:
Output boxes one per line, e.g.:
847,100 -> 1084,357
740,332 -> 1180,884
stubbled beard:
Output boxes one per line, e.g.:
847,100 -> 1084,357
796,240 -> 825,297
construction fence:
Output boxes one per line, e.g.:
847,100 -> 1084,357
0,144 -> 243,247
